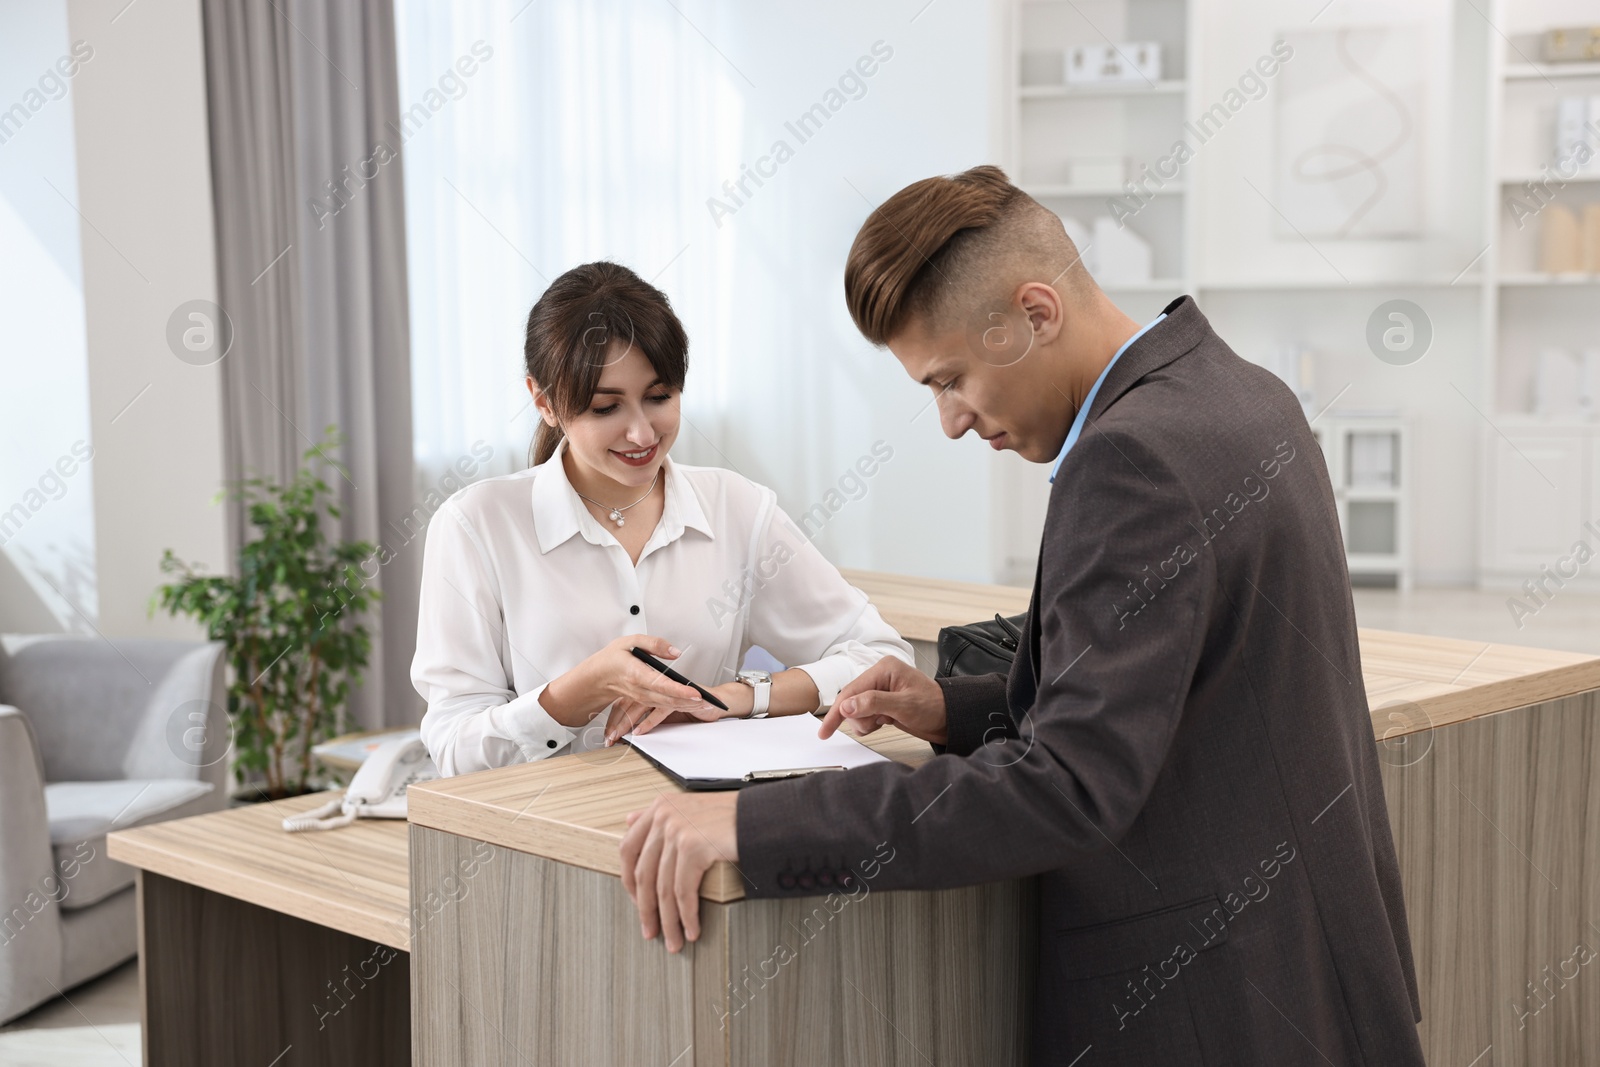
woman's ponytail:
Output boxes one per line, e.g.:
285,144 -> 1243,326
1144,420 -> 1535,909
531,420 -> 564,467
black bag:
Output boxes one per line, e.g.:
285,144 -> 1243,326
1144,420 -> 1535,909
936,611 -> 1028,679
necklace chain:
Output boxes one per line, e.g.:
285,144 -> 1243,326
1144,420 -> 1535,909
574,470 -> 659,527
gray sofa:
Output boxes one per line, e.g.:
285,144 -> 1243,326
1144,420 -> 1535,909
0,633 -> 228,1024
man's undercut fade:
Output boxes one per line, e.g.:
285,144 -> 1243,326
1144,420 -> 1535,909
843,164 -> 1092,347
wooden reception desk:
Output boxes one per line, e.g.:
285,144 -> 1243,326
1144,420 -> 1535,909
406,726 -> 1034,1066
104,572 -> 1600,1065
409,571 -> 1600,1067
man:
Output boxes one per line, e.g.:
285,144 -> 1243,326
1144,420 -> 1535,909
620,165 -> 1424,1064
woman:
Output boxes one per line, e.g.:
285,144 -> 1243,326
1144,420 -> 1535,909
412,261 -> 914,776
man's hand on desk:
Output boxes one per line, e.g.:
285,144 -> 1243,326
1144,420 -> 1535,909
621,791 -> 738,953
818,657 -> 948,746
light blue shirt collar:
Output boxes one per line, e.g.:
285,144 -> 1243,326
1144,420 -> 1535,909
1048,313 -> 1167,483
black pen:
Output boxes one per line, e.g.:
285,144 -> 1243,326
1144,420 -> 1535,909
629,647 -> 730,710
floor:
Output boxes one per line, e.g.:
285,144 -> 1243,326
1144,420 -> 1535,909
1351,585 -> 1600,655
2,590 -> 1597,1062
0,960 -> 140,1066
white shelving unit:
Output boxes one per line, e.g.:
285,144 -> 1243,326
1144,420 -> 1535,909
993,0 -> 1437,586
1478,1 -> 1600,585
1004,0 -> 1196,322
1313,417 -> 1413,590
1018,80 -> 1188,98
993,0 -> 1600,591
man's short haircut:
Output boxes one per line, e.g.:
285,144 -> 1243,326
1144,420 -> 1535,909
843,165 -> 1090,346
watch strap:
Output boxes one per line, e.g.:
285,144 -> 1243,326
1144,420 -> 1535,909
740,671 -> 772,718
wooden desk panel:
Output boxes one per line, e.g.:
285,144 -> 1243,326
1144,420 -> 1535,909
107,790 -> 411,950
411,825 -> 1035,1067
138,870 -> 410,1067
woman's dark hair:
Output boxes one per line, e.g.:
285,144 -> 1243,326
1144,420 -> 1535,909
524,261 -> 689,467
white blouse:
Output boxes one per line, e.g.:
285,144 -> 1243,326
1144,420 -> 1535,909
412,438 -> 914,776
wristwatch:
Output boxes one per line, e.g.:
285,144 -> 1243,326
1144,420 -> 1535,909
736,669 -> 773,719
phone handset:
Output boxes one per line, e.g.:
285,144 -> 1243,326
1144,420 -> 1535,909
282,734 -> 440,832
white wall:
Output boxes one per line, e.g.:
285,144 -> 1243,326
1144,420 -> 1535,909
65,0 -> 227,638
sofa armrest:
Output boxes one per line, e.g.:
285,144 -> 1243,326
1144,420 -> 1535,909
0,705 -> 65,1024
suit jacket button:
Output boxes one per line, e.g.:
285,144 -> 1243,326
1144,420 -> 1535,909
838,872 -> 855,890
817,869 -> 835,887
778,872 -> 797,890
797,872 -> 815,890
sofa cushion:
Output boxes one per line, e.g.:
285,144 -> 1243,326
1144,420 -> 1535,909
44,779 -> 216,910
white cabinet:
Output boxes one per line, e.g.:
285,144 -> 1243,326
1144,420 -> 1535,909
1480,426 -> 1591,577
1312,416 -> 1411,590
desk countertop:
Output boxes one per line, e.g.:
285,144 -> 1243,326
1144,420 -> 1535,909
411,576 -> 1600,902
844,568 -> 1600,732
107,791 -> 411,950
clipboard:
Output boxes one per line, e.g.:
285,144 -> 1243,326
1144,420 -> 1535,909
626,744 -> 846,791
621,715 -> 889,792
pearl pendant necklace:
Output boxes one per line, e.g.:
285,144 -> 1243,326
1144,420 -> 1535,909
575,470 -> 659,528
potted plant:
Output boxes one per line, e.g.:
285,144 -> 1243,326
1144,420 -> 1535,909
152,428 -> 381,800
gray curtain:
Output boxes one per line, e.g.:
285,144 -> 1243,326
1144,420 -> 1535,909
200,0 -> 420,730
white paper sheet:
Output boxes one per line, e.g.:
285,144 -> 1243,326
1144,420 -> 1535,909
623,714 -> 889,783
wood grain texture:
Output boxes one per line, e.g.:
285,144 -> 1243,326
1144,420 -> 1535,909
840,567 -> 1032,643
1359,628 -> 1600,737
407,621 -> 1600,906
409,825 -> 708,1067
1382,689 -> 1600,1067
409,826 -> 1036,1067
720,874 -> 1037,1066
108,790 -> 411,949
139,870 -> 409,1067
408,725 -> 934,903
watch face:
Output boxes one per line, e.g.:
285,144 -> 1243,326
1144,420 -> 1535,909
738,670 -> 772,685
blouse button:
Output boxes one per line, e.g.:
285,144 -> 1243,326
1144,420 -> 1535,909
630,605 -> 640,615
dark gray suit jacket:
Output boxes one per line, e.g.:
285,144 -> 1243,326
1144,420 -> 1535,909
737,295 -> 1425,1065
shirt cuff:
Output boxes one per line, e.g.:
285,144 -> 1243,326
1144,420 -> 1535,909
791,655 -> 864,710
488,684 -> 578,760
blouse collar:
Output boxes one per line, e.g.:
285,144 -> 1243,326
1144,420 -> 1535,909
531,436 -> 714,554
